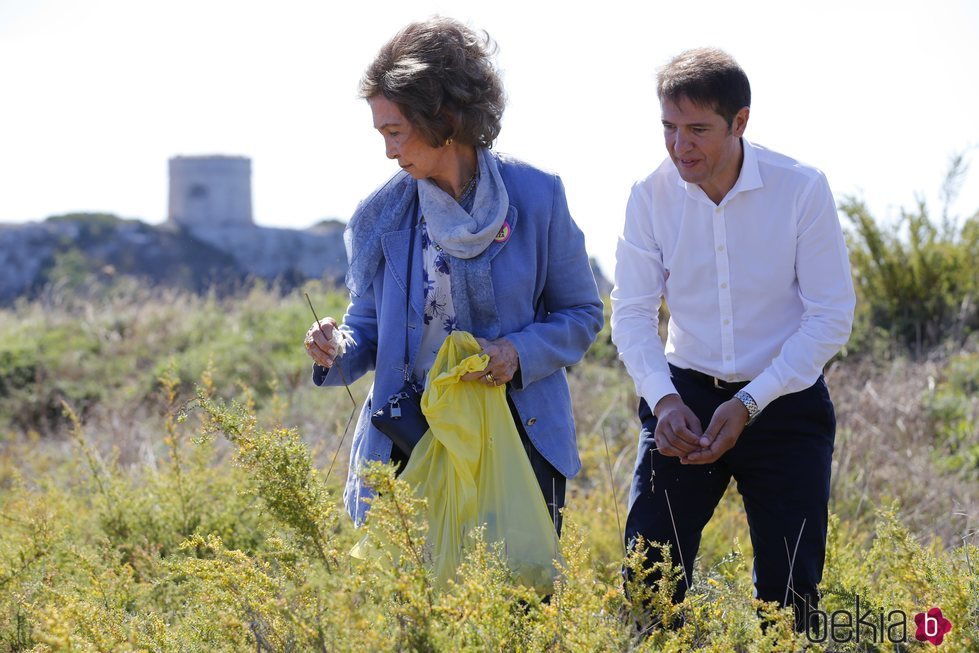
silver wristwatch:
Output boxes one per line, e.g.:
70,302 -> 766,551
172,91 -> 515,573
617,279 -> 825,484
734,390 -> 761,425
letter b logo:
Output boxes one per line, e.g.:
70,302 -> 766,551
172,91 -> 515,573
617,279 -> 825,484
914,607 -> 952,646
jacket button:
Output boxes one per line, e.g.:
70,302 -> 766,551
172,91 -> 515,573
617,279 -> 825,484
526,417 -> 537,426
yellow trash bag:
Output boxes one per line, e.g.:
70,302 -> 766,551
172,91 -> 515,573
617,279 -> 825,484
358,330 -> 560,592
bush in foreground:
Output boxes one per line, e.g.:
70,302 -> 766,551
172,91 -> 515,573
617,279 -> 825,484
1,387 -> 975,652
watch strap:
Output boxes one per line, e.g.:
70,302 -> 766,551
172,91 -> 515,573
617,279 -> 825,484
734,389 -> 760,425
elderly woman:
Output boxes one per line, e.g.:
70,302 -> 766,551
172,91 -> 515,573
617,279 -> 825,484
304,17 -> 603,530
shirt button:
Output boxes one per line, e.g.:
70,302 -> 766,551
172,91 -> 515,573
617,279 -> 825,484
717,245 -> 725,252
720,282 -> 728,289
725,355 -> 732,361
723,319 -> 731,325
715,207 -> 722,214
526,417 -> 537,426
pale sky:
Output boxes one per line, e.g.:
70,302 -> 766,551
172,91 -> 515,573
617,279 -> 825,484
2,0 -> 978,277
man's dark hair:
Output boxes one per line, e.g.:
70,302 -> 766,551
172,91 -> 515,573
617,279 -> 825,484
360,16 -> 505,148
656,48 -> 750,127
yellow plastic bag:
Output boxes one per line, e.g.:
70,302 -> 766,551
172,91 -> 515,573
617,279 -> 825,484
365,330 -> 560,592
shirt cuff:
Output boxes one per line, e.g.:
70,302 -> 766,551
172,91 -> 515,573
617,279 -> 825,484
639,372 -> 679,413
742,371 -> 782,411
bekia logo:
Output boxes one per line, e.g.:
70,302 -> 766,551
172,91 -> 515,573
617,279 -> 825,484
805,597 -> 952,646
914,607 -> 952,646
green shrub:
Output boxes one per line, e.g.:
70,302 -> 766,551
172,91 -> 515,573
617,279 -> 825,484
923,352 -> 979,474
0,281 -> 350,436
843,155 -> 979,357
2,377 -> 974,651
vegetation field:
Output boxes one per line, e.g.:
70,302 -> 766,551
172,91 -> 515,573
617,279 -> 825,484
1,178 -> 977,651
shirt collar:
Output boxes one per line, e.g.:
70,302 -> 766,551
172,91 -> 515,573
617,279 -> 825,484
734,138 -> 763,194
676,138 -> 764,205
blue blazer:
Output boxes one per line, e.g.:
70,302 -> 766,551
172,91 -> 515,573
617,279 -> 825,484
315,152 -> 604,523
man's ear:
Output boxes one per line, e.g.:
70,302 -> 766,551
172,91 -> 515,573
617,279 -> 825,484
732,106 -> 750,137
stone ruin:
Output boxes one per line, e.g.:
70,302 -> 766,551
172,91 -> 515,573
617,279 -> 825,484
165,154 -> 346,282
0,156 -> 347,302
168,155 -> 254,229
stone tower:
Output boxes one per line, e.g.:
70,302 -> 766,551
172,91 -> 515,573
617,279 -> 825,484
168,155 -> 253,228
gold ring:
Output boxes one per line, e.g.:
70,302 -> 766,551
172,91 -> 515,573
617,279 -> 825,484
485,372 -> 495,383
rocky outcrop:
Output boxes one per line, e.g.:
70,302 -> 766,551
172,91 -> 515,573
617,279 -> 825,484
1,214 -> 611,305
0,222 -> 62,301
0,214 -> 348,303
188,221 -> 346,283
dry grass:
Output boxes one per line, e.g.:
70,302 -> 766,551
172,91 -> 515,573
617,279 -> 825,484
828,355 -> 978,544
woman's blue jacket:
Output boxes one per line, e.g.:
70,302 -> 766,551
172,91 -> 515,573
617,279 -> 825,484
315,152 -> 604,524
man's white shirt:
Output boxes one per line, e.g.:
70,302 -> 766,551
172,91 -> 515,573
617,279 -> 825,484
610,139 -> 856,411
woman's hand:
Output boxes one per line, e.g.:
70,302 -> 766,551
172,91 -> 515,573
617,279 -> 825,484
304,318 -> 339,368
461,337 -> 520,386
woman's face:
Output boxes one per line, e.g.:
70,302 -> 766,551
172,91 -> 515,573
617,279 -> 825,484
369,95 -> 452,182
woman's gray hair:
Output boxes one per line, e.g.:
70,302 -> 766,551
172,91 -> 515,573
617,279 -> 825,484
360,17 -> 505,148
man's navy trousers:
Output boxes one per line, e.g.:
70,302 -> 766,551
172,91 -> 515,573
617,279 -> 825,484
624,364 -> 837,627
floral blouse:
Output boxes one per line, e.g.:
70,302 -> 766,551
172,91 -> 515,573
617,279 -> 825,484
413,217 -> 458,384
411,175 -> 480,384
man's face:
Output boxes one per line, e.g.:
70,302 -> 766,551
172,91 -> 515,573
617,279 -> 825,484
661,96 -> 749,203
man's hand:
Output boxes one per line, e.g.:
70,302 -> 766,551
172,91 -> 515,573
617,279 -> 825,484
652,394 -> 708,458
683,398 -> 749,464
460,337 -> 520,386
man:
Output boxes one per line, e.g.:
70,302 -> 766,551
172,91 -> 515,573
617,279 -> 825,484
610,47 -> 855,630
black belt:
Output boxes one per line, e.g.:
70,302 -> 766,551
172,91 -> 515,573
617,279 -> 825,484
670,364 -> 750,392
